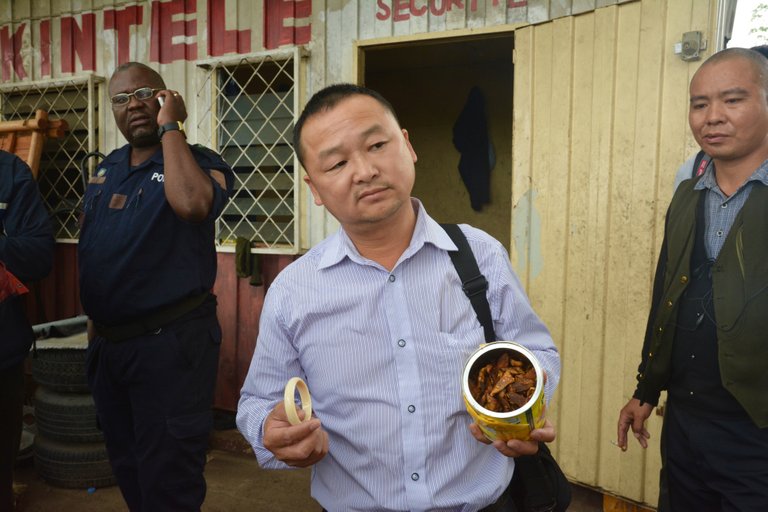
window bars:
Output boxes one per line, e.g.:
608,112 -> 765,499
197,50 -> 301,254
0,76 -> 100,242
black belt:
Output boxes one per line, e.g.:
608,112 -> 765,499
94,292 -> 211,343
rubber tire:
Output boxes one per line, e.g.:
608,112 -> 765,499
33,434 -> 115,489
31,348 -> 89,393
34,386 -> 103,443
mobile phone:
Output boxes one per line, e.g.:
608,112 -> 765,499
157,96 -> 164,107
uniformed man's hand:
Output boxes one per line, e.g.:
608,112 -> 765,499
617,398 -> 653,451
263,402 -> 328,467
469,419 -> 556,458
156,90 -> 187,126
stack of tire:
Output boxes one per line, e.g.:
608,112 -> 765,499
31,331 -> 115,489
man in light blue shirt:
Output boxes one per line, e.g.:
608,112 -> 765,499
237,84 -> 561,512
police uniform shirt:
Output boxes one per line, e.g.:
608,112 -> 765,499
78,144 -> 233,326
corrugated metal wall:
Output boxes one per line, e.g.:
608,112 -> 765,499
512,0 -> 717,504
2,0 -> 723,505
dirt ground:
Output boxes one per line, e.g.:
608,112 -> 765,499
14,447 -> 321,512
13,429 -> 604,512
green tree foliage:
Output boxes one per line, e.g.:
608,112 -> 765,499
750,3 -> 768,42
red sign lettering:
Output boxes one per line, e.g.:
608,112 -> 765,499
264,0 -> 310,51
378,0 -> 509,21
411,0 -> 428,16
209,0 -> 253,56
393,0 -> 410,21
61,14 -> 96,73
150,0 -> 197,64
0,24 -> 27,81
376,0 -> 392,21
104,6 -> 144,65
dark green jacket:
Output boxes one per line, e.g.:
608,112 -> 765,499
634,178 -> 768,428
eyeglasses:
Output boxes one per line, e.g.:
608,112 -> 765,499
110,87 -> 162,106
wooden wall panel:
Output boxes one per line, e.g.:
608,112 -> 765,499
25,243 -> 82,325
513,0 -> 718,505
212,253 -> 296,412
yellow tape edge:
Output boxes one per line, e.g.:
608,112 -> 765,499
284,377 -> 312,425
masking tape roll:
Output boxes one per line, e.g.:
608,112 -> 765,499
284,377 -> 312,426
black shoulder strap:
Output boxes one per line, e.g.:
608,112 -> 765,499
443,224 -> 568,512
691,150 -> 711,179
441,224 -> 496,342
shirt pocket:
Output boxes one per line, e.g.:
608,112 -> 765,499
422,325 -> 487,413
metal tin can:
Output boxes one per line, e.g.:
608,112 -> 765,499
462,341 -> 546,441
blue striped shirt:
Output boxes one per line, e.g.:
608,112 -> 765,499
237,200 -> 560,512
694,159 -> 768,259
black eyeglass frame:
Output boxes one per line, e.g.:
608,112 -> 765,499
110,87 -> 163,106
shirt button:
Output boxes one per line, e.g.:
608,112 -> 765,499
721,203 -> 728,209
398,339 -> 406,348
680,275 -> 688,284
408,405 -> 416,413
716,230 -> 723,237
666,300 -> 673,308
411,473 -> 419,481
689,391 -> 694,396
388,275 -> 396,282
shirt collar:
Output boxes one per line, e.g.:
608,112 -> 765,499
317,198 -> 457,270
695,158 -> 768,191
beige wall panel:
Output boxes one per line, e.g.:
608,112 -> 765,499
7,0 -> 31,19
510,27 -> 534,287
466,0 -> 488,29
572,0 -> 597,14
358,1 -> 384,39
553,9 -> 598,483
568,4 -> 618,488
602,0 -> 666,500
445,2 -> 468,30
483,0 -> 508,26
550,0 -> 573,19
527,0 -> 552,23
507,3 -> 529,24
599,2 -> 654,499
525,14 -> 576,478
513,0 -> 715,505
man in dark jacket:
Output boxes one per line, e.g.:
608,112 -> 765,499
0,150 -> 55,511
617,48 -> 768,511
79,62 -> 233,511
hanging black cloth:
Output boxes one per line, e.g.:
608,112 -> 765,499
452,86 -> 493,211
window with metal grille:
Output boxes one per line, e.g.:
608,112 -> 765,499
0,77 -> 101,242
197,50 -> 301,254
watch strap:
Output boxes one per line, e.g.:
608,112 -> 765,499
158,121 -> 185,138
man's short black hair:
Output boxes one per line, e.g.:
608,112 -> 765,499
293,83 -> 399,167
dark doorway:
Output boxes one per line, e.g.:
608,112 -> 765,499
362,34 -> 514,248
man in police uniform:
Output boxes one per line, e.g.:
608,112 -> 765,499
1,150 -> 54,512
617,48 -> 768,511
79,62 -> 233,511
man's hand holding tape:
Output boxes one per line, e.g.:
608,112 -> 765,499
263,402 -> 329,468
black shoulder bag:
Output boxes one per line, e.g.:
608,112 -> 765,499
442,224 -> 571,512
